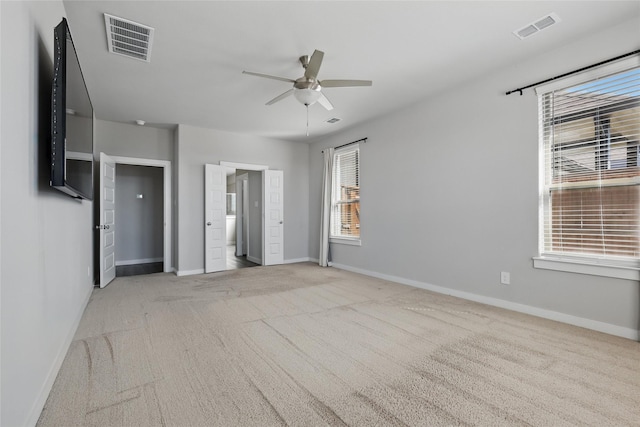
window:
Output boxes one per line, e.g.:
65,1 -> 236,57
536,60 -> 639,278
331,144 -> 360,242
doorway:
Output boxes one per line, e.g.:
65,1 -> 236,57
225,168 -> 259,270
114,164 -> 164,277
204,162 -> 284,274
98,154 -> 172,288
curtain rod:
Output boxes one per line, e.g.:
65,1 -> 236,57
505,49 -> 640,96
321,137 -> 367,153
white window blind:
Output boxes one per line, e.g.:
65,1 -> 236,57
539,64 -> 639,266
331,144 -> 360,239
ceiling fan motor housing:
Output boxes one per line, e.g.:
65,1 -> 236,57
294,78 -> 320,90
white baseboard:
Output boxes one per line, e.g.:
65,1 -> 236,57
284,257 -> 313,264
331,263 -> 640,341
27,282 -> 93,427
176,268 -> 205,277
116,257 -> 163,266
247,255 -> 262,265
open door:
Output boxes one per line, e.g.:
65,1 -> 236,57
263,170 -> 284,265
205,164 -> 227,273
99,152 -> 116,288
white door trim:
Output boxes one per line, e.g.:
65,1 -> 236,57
108,155 -> 172,273
220,161 -> 268,171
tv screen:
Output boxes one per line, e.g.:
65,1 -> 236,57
51,18 -> 94,200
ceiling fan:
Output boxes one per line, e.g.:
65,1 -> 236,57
242,49 -> 372,111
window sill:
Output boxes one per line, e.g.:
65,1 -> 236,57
533,256 -> 639,281
330,237 -> 361,246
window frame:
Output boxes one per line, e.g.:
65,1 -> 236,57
330,143 -> 361,246
534,57 -> 640,280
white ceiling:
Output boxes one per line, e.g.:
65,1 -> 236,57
63,1 -> 640,142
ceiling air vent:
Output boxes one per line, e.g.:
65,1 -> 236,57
513,13 -> 561,40
326,118 -> 341,124
104,13 -> 154,62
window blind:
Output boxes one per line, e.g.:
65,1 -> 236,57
539,65 -> 639,263
331,144 -> 360,239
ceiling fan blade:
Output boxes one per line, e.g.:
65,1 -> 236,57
266,89 -> 294,105
242,71 -> 296,83
304,50 -> 324,80
320,79 -> 372,88
317,92 -> 334,111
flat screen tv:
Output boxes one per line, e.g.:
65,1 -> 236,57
51,18 -> 94,200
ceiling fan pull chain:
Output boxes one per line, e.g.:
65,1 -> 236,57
306,104 -> 309,137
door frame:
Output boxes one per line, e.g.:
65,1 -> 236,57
109,155 -> 172,273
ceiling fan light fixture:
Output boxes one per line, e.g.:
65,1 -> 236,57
294,87 -> 321,106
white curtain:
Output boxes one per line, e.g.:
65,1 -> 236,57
319,148 -> 334,267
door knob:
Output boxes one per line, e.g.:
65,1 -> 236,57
207,222 -> 212,226
279,221 -> 283,224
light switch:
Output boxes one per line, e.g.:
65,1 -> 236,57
500,271 -> 510,285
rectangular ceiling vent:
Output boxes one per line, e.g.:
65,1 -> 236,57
104,13 -> 154,62
513,13 -> 561,40
326,117 -> 341,124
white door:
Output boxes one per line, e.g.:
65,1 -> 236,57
205,164 -> 226,273
99,152 -> 116,288
263,170 -> 284,265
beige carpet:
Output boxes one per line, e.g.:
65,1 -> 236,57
38,263 -> 640,426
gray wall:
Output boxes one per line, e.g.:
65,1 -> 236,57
95,119 -> 174,161
308,18 -> 640,337
175,124 -> 309,273
115,164 -> 164,264
1,2 -> 95,426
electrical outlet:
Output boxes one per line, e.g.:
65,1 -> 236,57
500,271 -> 511,285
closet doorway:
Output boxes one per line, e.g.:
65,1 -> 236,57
97,154 -> 172,287
114,164 -> 164,277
